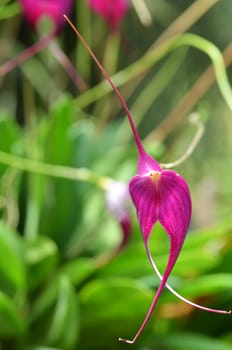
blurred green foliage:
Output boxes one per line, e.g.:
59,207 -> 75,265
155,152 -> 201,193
0,1 -> 232,349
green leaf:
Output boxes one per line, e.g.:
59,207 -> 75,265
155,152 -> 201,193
79,277 -> 153,350
30,279 -> 59,323
0,221 -> 25,296
98,239 -> 220,281
61,257 -> 96,286
0,291 -> 25,337
0,3 -> 21,20
0,117 -> 22,154
25,236 -> 59,291
0,116 -> 22,174
26,347 -> 62,350
39,96 -> 88,252
46,276 -> 80,349
158,332 -> 232,350
30,258 -> 94,324
181,273 -> 232,297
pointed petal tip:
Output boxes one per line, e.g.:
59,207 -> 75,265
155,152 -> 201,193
224,309 -> 231,315
118,337 -> 134,344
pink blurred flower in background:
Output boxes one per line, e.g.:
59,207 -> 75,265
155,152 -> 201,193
87,0 -> 129,31
1,1 -> 86,90
19,0 -> 74,32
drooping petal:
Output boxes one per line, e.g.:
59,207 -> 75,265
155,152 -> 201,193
158,169 -> 192,262
129,175 -> 159,241
121,170 -> 192,344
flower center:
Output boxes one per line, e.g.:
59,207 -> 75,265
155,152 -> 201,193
149,171 -> 161,184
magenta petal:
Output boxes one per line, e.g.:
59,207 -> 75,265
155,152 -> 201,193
129,175 -> 159,241
158,170 -> 192,263
122,170 -> 192,344
129,169 -> 191,262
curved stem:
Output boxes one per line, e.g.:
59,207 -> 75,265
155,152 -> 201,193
147,42 -> 232,143
173,34 -> 232,111
74,33 -> 232,116
152,0 -> 219,48
161,112 -> 205,169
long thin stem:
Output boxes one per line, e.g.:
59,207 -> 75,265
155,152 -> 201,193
0,150 -> 110,189
64,15 -> 146,157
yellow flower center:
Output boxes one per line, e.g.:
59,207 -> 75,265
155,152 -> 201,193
149,171 -> 161,184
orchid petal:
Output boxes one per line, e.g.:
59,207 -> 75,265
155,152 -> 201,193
129,175 -> 159,242
122,170 -> 192,344
158,170 -> 192,262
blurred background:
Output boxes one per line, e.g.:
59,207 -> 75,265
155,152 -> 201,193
0,0 -> 232,349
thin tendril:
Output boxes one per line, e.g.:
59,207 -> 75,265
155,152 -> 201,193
161,113 -> 205,169
145,242 -> 231,315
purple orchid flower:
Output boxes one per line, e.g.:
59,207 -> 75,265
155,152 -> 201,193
87,0 -> 129,32
64,16 -> 231,344
19,0 -> 73,32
